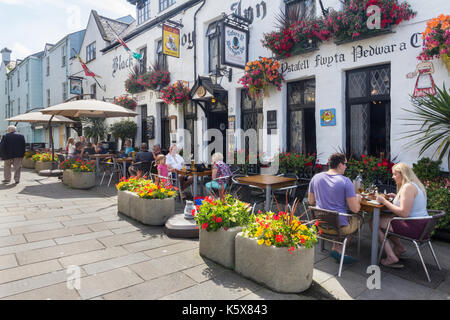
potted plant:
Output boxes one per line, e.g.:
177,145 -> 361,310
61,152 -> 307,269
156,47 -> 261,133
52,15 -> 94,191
125,66 -> 145,94
235,200 -> 319,293
238,57 -> 284,99
116,177 -> 178,226
33,153 -> 57,173
70,159 -> 96,189
22,151 -> 36,169
60,159 -> 75,186
160,81 -> 191,108
137,68 -> 170,91
194,194 -> 254,269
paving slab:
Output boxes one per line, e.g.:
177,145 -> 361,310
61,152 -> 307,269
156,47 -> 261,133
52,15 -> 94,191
122,236 -> 182,253
58,247 -> 130,268
0,234 -> 27,248
0,255 -> 18,271
24,226 -> 92,242
76,267 -> 143,300
181,261 -> 229,284
0,229 -> 11,237
97,231 -> 158,247
86,220 -> 137,232
54,230 -> 114,245
144,240 -> 199,259
2,282 -> 82,300
82,252 -> 151,275
102,272 -> 197,300
0,259 -> 63,285
10,222 -> 65,235
15,239 -> 105,265
0,239 -> 56,256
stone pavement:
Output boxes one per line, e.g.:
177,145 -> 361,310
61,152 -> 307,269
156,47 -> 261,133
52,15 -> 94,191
0,164 -> 448,300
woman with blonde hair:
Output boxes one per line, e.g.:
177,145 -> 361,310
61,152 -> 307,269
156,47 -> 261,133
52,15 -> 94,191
66,137 -> 76,159
205,152 -> 232,198
375,163 -> 428,268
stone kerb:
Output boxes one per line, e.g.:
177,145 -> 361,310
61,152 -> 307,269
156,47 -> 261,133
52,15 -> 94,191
34,161 -> 53,173
235,232 -> 314,293
22,158 -> 35,169
199,226 -> 243,269
118,190 -> 175,226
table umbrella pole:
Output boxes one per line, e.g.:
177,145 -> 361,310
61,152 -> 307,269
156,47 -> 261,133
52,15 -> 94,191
47,115 -> 56,171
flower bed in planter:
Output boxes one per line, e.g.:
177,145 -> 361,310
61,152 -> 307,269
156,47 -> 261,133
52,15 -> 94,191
22,157 -> 35,169
59,159 -> 96,189
116,177 -> 178,226
235,206 -> 319,293
32,153 -> 58,172
194,195 -> 253,269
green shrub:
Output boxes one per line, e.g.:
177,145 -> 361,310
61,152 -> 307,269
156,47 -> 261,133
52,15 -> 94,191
413,157 -> 442,182
425,178 -> 450,232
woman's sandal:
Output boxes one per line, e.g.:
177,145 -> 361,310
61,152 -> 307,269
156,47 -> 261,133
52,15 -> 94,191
381,259 -> 404,269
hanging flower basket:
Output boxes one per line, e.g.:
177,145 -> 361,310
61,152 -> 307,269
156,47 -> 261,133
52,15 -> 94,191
238,57 -> 284,99
417,14 -> 450,71
125,74 -> 145,94
160,81 -> 191,107
137,69 -> 171,91
114,95 -> 137,110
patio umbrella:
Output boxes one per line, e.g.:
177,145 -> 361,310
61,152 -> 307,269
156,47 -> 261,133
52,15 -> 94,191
6,112 -> 76,151
39,99 -> 137,170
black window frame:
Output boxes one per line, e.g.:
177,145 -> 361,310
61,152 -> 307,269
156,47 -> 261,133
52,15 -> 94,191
345,64 -> 391,158
139,46 -> 147,74
207,21 -> 221,74
286,78 -> 316,154
156,40 -> 167,70
284,0 -> 316,18
46,56 -> 50,76
86,42 -> 96,62
159,0 -> 175,12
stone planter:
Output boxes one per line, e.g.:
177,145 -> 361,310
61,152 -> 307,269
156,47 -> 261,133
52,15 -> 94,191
35,161 -> 54,173
62,170 -> 72,186
70,171 -> 95,189
22,158 -> 35,169
235,233 -> 314,293
118,190 -> 175,226
199,226 -> 243,269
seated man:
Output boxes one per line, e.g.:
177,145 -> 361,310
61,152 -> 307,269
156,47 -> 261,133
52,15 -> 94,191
308,152 -> 362,263
128,143 -> 154,178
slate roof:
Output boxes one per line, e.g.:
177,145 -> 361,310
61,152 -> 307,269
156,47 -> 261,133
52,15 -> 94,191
93,10 -> 131,42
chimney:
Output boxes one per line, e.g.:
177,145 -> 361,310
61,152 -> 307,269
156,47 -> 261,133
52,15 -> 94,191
1,48 -> 11,64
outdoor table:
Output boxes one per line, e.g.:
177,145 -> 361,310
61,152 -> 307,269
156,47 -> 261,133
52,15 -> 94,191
359,197 -> 386,266
88,154 -> 114,176
236,175 -> 296,212
175,169 -> 212,198
115,157 -> 134,178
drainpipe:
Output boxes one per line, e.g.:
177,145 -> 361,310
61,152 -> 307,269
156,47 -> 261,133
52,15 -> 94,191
193,0 -> 206,81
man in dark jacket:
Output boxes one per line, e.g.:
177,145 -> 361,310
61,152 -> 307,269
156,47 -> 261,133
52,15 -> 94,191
0,126 -> 26,184
128,143 -> 155,177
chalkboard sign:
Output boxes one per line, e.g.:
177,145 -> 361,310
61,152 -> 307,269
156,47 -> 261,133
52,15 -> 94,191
146,116 -> 155,140
267,110 -> 277,134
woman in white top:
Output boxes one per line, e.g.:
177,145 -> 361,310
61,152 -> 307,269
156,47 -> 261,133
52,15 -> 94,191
66,137 -> 76,159
166,144 -> 192,191
375,163 -> 428,268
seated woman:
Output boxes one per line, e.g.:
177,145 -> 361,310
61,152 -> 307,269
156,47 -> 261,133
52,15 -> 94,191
73,142 -> 83,160
375,163 -> 428,268
66,137 -> 76,159
166,144 -> 192,192
123,139 -> 134,157
94,142 -> 107,154
205,152 -> 232,198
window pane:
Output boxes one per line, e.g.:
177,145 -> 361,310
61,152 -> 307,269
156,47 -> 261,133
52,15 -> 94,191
350,104 -> 370,157
290,110 -> 304,153
304,79 -> 315,104
348,71 -> 367,98
370,67 -> 390,96
287,82 -> 302,105
209,36 -> 219,73
241,90 -> 253,111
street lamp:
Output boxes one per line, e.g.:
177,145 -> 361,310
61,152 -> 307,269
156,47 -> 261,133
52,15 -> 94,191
210,65 -> 233,85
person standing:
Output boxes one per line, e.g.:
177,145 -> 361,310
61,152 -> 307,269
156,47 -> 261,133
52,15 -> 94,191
0,126 -> 26,184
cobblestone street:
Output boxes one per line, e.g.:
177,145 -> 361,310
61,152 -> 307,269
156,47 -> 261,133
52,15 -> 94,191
0,165 -> 448,300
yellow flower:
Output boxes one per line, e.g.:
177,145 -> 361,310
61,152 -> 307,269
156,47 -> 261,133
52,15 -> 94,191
265,240 -> 272,246
299,224 -> 308,232
257,239 -> 264,245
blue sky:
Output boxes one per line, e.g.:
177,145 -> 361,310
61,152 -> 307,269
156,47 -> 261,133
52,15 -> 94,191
0,0 -> 136,61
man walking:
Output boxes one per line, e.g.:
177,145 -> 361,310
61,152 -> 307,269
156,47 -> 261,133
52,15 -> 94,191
0,126 -> 26,184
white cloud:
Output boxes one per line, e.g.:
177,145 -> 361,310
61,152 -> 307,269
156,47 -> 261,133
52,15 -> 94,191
11,42 -> 32,60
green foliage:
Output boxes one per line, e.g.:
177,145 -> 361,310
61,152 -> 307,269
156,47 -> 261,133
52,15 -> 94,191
425,178 -> 450,232
401,84 -> 450,167
81,117 -> 106,143
412,157 -> 442,181
109,120 -> 137,141
344,155 -> 395,187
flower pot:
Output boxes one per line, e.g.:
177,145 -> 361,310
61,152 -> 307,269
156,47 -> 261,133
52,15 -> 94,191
35,161 -> 54,173
22,158 -> 35,169
235,233 -> 314,293
62,169 -> 73,186
118,191 -> 175,226
199,226 -> 243,269
70,171 -> 95,189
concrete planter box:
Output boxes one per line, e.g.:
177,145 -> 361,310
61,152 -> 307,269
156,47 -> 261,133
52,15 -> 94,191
70,171 -> 95,189
62,170 -> 72,186
118,190 -> 175,226
22,158 -> 35,169
235,233 -> 314,293
199,226 -> 243,269
35,161 -> 54,173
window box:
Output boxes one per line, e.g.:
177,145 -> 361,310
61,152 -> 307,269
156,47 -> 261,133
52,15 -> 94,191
334,28 -> 395,45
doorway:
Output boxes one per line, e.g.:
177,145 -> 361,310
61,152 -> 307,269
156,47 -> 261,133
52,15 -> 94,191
207,101 -> 228,160
160,103 -> 170,153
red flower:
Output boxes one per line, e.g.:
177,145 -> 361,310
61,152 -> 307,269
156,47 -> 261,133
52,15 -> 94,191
191,209 -> 196,216
361,154 -> 366,158
202,223 -> 208,230
315,220 -> 320,226
273,214 -> 280,221
276,234 -> 284,243
300,238 -> 306,244
216,217 -> 222,223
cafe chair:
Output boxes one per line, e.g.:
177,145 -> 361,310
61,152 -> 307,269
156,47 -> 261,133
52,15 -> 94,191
150,173 -> 183,203
377,210 -> 446,282
132,161 -> 153,178
376,184 -> 397,194
271,181 -> 310,214
309,206 -> 363,277
230,175 -> 266,213
100,158 -> 123,187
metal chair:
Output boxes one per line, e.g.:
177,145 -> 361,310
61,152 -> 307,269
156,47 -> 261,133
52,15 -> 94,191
309,206 -> 363,277
131,161 -> 153,177
230,175 -> 266,213
378,210 -> 446,282
150,173 -> 183,203
100,158 -> 123,187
